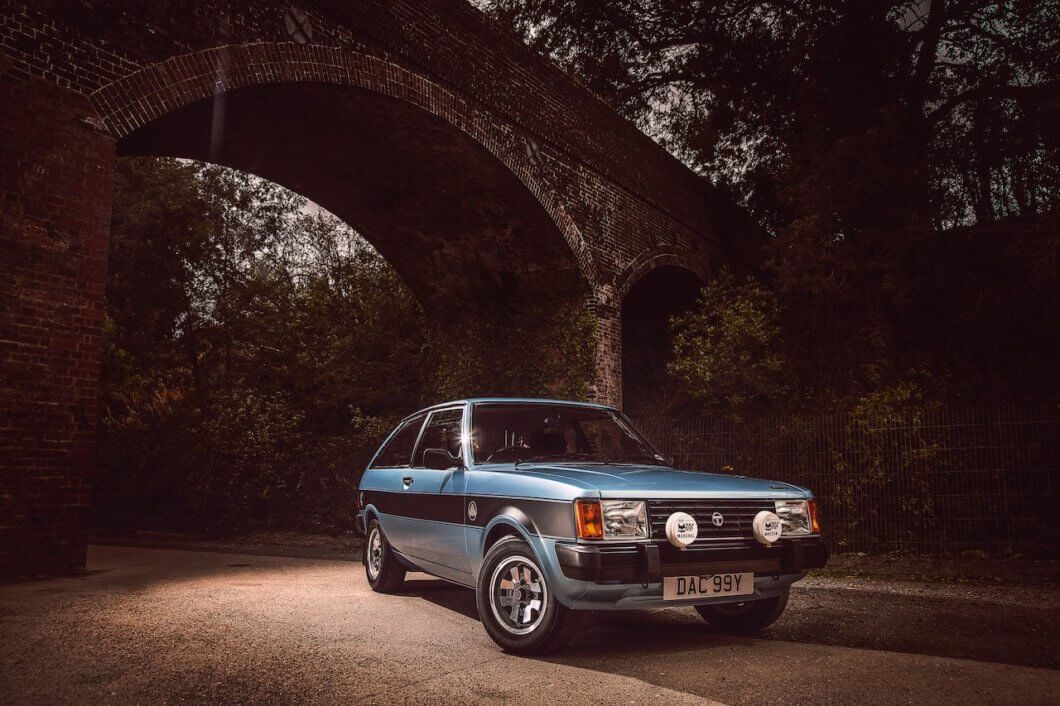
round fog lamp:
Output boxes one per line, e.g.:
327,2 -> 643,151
665,511 -> 698,549
752,511 -> 783,546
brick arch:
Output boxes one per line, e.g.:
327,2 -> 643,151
617,252 -> 710,414
613,250 -> 712,303
0,1 -> 761,575
88,42 -> 596,284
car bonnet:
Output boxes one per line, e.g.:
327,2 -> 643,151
506,463 -> 810,500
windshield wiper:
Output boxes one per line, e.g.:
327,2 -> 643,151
514,453 -> 605,467
610,454 -> 668,466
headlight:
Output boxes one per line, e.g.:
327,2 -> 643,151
601,500 -> 648,540
775,499 -> 818,535
577,500 -> 648,540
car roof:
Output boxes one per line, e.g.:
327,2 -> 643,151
399,397 -> 617,423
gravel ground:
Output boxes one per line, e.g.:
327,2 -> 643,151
1,544 -> 1057,704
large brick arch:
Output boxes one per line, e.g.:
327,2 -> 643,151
0,0 -> 763,574
88,43 -> 597,285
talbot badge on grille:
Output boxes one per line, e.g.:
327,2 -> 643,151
711,512 -> 725,527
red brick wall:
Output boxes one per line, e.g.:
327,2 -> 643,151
0,69 -> 114,575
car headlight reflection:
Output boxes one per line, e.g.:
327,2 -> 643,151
600,500 -> 648,540
775,499 -> 818,535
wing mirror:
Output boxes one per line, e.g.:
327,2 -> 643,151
423,448 -> 462,470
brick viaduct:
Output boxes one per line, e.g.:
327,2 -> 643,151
0,0 -> 759,573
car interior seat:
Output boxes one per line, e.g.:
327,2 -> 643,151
529,430 -> 566,456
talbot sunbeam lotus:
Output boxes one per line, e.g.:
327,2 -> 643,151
356,398 -> 828,654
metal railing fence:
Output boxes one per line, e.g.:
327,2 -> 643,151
637,402 -> 1059,555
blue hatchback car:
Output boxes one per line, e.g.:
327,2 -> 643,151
357,398 -> 828,654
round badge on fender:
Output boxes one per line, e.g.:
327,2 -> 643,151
467,501 -> 478,521
752,510 -> 783,545
665,511 -> 698,549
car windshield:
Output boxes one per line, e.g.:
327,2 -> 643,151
470,403 -> 666,465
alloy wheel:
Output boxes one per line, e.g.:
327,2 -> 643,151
366,527 -> 383,580
489,556 -> 548,635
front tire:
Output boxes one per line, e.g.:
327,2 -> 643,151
695,590 -> 789,633
476,536 -> 575,655
363,519 -> 406,593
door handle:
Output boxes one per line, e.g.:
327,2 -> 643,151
402,476 -> 414,489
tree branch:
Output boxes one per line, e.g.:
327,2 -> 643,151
910,0 -> 947,104
599,5 -> 652,51
616,68 -> 721,101
927,78 -> 1060,123
918,1 -> 947,65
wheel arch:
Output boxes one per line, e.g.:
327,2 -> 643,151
362,504 -> 381,524
479,509 -> 538,559
361,504 -> 383,536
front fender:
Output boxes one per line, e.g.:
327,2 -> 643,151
477,512 -> 536,558
472,512 -> 585,608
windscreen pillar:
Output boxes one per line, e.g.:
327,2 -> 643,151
0,64 -> 115,575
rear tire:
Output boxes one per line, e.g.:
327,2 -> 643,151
476,536 -> 576,655
363,519 -> 406,593
695,590 -> 789,633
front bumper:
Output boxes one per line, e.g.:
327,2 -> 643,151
555,536 -> 829,583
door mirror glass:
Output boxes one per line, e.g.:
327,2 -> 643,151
423,448 -> 461,470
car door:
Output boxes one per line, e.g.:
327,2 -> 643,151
403,406 -> 470,577
362,412 -> 427,555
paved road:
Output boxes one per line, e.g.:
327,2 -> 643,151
1,545 -> 1057,704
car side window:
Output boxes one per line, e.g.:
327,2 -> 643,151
371,414 -> 426,468
412,408 -> 463,467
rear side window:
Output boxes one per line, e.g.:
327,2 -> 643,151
412,408 -> 464,467
372,414 -> 425,468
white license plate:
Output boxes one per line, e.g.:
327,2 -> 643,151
663,572 -> 754,600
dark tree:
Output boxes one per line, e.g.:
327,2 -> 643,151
487,0 -> 1059,409
486,0 -> 1058,230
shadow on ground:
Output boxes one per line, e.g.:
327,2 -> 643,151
56,540 -> 1060,672
407,576 -> 1059,670
5,546 -> 1057,705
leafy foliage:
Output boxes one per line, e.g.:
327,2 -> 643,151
669,271 -> 788,415
97,157 -> 595,532
428,293 -> 596,402
486,0 -> 1058,230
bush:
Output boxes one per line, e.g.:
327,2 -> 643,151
669,270 -> 788,416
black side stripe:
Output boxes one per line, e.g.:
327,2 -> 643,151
363,490 -> 577,539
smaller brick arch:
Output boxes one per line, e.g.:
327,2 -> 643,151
613,250 -> 712,303
618,254 -> 710,414
88,42 -> 597,285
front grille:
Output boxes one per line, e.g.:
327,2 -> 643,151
648,499 -> 776,544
